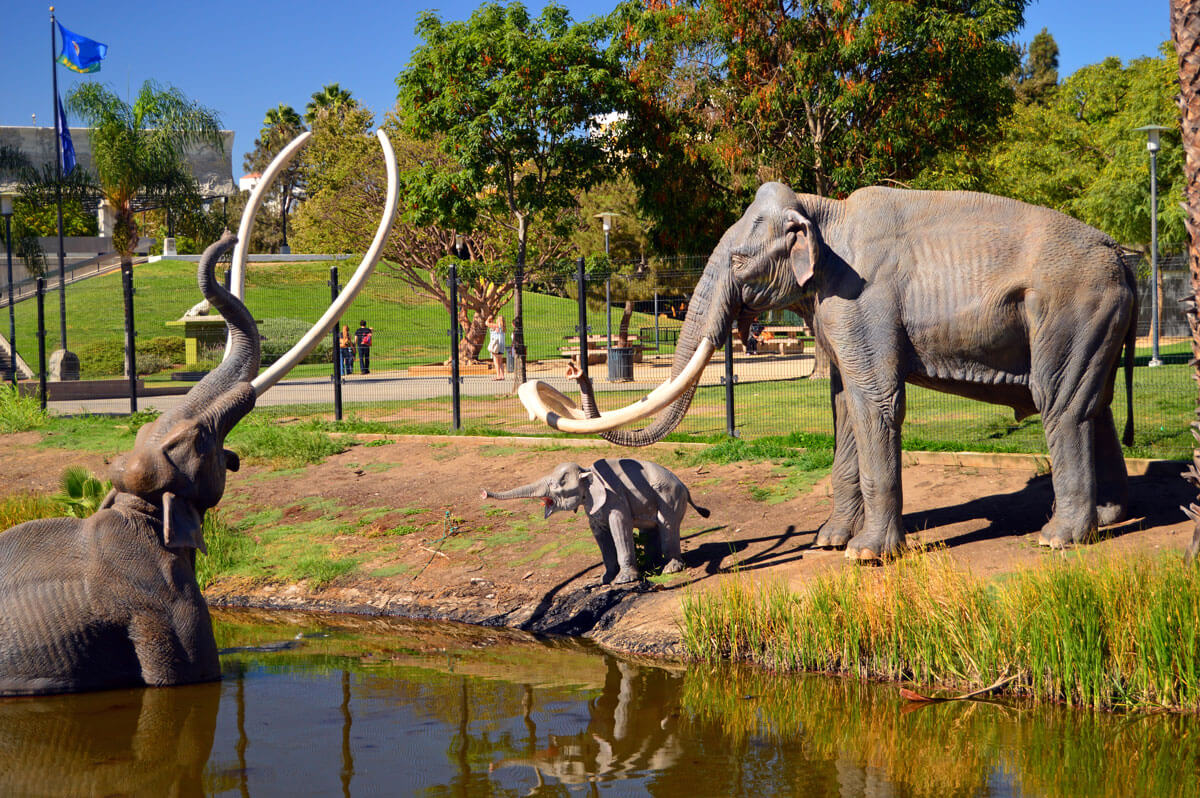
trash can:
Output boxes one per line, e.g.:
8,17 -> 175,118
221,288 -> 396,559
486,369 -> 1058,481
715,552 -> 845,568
607,346 -> 634,382
506,347 -> 515,373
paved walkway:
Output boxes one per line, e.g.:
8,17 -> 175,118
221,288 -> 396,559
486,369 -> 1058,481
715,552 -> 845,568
46,353 -> 815,416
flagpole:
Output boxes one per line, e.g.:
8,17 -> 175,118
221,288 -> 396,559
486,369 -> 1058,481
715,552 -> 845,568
49,6 -> 69,354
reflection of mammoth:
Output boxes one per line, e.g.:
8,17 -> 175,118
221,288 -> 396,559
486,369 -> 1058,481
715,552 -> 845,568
0,681 -> 220,795
525,182 -> 1137,559
491,658 -> 682,786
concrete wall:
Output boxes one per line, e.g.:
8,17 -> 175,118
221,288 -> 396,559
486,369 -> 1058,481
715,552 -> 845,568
0,126 -> 235,197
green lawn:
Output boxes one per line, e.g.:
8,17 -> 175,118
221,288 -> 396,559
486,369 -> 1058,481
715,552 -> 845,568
9,258 -> 667,380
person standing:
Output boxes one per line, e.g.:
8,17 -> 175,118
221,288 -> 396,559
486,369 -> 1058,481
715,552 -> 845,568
486,315 -> 507,380
338,324 -> 355,377
354,320 -> 373,374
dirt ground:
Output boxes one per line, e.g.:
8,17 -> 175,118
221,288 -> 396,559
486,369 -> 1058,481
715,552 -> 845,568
2,432 -> 1194,657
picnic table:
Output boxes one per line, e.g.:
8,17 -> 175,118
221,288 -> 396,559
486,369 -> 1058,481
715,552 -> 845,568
733,325 -> 814,356
560,335 -> 646,363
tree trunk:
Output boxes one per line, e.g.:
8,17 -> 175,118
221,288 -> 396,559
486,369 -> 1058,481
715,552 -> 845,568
510,215 -> 529,389
1171,0 -> 1200,564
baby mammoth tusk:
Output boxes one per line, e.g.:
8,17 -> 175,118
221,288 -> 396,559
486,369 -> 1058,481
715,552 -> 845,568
248,129 -> 400,396
517,339 -> 716,433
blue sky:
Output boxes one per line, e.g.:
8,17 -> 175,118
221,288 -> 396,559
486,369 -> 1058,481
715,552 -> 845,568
1,1 -> 1171,176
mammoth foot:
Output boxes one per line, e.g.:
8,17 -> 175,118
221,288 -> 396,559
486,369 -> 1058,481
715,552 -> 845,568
1095,501 -> 1128,528
611,567 -> 641,585
662,558 -> 684,575
844,531 -> 905,562
1036,515 -> 1096,549
814,515 -> 860,549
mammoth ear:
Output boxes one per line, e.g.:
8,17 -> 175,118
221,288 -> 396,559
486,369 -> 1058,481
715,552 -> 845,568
162,491 -> 207,554
224,449 -> 240,472
784,209 -> 822,287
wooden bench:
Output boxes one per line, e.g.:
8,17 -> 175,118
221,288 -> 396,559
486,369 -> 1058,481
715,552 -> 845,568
732,326 -> 814,356
559,343 -> 647,364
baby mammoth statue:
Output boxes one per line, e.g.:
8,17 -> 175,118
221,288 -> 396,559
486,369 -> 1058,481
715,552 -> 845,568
482,459 -> 709,584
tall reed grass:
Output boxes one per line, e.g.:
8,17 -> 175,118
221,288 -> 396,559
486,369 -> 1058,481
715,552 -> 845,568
0,385 -> 47,433
681,550 -> 1200,711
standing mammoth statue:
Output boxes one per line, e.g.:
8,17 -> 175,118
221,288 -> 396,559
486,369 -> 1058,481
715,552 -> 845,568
482,459 -> 709,584
521,183 -> 1137,560
0,130 -> 399,695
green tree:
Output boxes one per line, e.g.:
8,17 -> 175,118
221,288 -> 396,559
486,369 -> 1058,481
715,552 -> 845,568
652,0 -> 1025,198
67,80 -> 222,378
291,110 -> 573,361
397,1 -> 628,384
929,48 -> 1184,250
1015,27 -> 1060,105
244,103 -> 307,251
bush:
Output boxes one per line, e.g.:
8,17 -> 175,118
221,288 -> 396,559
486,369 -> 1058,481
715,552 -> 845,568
258,318 -> 332,365
76,337 -> 188,378
0,385 -> 48,433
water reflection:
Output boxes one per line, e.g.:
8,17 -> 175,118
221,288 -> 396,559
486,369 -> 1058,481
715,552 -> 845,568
0,609 -> 1196,797
0,680 -> 219,796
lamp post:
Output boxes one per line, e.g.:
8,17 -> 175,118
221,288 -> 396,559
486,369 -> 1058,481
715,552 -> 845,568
2,195 -> 15,385
1135,124 -> 1169,367
594,212 -> 619,349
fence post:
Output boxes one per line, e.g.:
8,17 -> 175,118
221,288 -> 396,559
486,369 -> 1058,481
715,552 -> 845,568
36,278 -> 46,410
329,266 -> 343,422
605,277 -> 612,349
448,262 -> 461,431
653,289 -> 659,350
723,334 -> 737,438
121,262 -> 137,414
576,257 -> 589,379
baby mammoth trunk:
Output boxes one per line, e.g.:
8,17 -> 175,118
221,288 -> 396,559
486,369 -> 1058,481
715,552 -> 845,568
480,481 -> 549,501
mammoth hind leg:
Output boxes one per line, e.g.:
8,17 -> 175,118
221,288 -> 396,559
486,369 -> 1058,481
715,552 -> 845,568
815,370 -> 865,548
590,521 -> 619,584
1093,405 -> 1130,527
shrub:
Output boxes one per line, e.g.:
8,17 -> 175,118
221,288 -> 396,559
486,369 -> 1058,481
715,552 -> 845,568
76,339 -> 187,377
258,318 -> 332,366
0,492 -> 60,530
0,385 -> 48,433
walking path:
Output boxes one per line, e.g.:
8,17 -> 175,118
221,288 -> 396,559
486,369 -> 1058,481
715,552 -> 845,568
45,352 -> 815,415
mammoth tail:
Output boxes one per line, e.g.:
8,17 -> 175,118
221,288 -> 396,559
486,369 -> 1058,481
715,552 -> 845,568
688,495 -> 711,519
1121,275 -> 1137,448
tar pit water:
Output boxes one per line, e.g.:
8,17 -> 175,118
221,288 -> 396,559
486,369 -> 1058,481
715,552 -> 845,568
1,608 -> 1197,797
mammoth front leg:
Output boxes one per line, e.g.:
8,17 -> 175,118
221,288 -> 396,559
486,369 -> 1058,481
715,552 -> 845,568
607,509 -> 641,584
843,383 -> 907,560
1038,411 -> 1099,548
815,368 -> 865,548
589,518 -> 620,584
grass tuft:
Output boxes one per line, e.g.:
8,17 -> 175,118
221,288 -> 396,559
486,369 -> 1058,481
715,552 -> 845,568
0,385 -> 48,433
682,549 -> 1200,711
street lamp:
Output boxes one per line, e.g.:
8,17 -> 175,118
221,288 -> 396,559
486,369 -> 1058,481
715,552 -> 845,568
594,212 -> 619,348
593,211 -> 619,256
2,195 -> 16,385
1135,124 -> 1169,367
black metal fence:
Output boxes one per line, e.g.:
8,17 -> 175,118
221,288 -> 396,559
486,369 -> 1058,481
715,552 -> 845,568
14,252 -> 1195,460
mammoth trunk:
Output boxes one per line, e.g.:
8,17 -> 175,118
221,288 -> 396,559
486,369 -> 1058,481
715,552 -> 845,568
596,260 -> 737,448
163,233 -> 260,438
482,483 -> 546,501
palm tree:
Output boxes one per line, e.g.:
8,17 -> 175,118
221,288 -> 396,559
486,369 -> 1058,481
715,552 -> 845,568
1171,0 -> 1200,564
304,83 -> 355,127
68,81 -> 222,395
245,104 -> 306,250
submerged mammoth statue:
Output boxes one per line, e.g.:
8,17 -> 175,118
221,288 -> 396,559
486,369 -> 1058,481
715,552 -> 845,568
482,458 -> 709,584
0,130 -> 399,696
522,183 -> 1137,559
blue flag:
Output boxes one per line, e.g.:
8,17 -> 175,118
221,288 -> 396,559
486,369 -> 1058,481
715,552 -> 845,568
56,94 -> 76,174
56,21 -> 107,74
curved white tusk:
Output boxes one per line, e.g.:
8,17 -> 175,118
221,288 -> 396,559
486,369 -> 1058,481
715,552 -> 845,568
517,339 -> 716,433
229,130 -> 313,309
249,129 -> 399,396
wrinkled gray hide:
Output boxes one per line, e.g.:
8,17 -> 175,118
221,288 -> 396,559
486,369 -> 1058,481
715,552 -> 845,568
483,459 -> 710,584
581,183 -> 1137,559
0,232 -> 255,696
